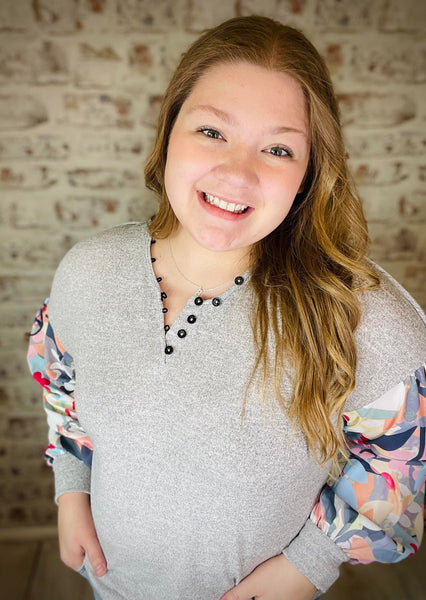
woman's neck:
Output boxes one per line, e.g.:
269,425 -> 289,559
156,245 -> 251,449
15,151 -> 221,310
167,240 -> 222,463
167,228 -> 251,293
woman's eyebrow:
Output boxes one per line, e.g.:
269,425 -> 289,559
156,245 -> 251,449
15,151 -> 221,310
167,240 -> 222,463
186,104 -> 236,125
186,103 -> 307,137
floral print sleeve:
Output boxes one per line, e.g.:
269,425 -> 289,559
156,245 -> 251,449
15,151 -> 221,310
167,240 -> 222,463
311,365 -> 426,564
27,299 -> 93,468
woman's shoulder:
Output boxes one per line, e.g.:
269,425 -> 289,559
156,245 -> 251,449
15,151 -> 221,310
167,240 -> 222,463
347,260 -> 425,410
66,221 -> 149,257
357,260 -> 425,340
56,221 -> 150,272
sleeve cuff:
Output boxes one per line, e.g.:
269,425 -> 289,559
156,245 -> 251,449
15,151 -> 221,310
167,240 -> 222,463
53,452 -> 91,504
282,518 -> 348,592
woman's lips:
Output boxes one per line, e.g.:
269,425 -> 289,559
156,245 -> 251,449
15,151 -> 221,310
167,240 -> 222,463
198,191 -> 253,221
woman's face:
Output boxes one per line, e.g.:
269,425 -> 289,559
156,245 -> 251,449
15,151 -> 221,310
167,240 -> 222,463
164,61 -> 310,255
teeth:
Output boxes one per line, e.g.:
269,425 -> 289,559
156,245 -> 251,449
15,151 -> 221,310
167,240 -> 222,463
203,193 -> 248,213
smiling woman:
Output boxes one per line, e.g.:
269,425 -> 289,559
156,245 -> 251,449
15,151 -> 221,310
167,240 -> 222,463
27,14 -> 425,600
163,63 -> 309,257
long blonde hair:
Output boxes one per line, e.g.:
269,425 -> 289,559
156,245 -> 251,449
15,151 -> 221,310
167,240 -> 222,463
145,16 -> 379,465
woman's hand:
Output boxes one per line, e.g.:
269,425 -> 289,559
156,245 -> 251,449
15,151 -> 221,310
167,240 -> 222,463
219,554 -> 316,600
57,491 -> 107,577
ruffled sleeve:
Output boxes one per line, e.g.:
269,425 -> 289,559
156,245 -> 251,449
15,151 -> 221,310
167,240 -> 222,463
27,299 -> 93,501
311,365 -> 425,564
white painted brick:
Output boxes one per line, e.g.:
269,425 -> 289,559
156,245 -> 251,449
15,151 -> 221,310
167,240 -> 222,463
32,0 -> 77,33
127,192 -> 160,223
314,0 -> 379,30
0,0 -> 425,529
53,195 -> 125,229
61,93 -> 135,128
75,41 -> 123,88
187,0 -> 237,31
0,0 -> 35,31
338,93 -> 416,128
368,223 -> 426,262
116,0 -> 187,31
0,95 -> 48,130
0,134 -> 71,160
240,0 -> 311,28
0,230 -> 72,271
0,165 -> 59,189
67,167 -> 141,188
77,132 -> 143,159
345,130 -> 426,158
379,0 -> 426,32
360,188 -> 426,222
350,159 -> 410,186
351,39 -> 426,84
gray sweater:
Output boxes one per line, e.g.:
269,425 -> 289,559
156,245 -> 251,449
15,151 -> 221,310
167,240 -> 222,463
45,223 -> 425,599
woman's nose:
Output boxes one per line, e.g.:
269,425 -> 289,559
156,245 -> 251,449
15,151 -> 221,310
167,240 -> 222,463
213,147 -> 259,188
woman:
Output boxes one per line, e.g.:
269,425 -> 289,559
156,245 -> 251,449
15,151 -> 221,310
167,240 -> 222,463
28,16 -> 425,600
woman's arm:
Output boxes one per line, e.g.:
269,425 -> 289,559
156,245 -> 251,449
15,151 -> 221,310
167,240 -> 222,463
221,365 -> 425,599
311,365 -> 425,564
27,299 -> 93,500
28,301 -> 106,575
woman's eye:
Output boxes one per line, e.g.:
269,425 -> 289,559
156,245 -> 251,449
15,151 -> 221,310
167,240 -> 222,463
265,146 -> 293,158
198,128 -> 223,140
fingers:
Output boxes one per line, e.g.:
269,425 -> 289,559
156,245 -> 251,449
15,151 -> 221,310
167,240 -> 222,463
219,577 -> 256,600
59,542 -> 86,571
85,534 -> 108,577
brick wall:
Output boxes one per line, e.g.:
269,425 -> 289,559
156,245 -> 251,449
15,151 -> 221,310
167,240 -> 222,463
0,0 -> 424,529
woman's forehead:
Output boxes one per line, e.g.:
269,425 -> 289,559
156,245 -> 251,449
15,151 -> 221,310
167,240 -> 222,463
180,61 -> 309,135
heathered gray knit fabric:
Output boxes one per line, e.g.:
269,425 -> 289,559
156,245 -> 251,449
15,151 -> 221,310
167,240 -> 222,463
47,223 -> 426,599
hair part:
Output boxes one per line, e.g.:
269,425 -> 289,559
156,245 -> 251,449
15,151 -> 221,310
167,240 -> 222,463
145,15 -> 379,469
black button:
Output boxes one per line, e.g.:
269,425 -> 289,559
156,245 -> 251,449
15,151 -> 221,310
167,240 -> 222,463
234,276 -> 244,285
165,345 -> 173,354
157,276 -> 162,283
162,307 -> 168,313
187,315 -> 196,324
164,324 -> 170,332
177,329 -> 187,338
212,297 -> 221,307
151,257 -> 156,263
194,296 -> 203,306
161,292 -> 167,300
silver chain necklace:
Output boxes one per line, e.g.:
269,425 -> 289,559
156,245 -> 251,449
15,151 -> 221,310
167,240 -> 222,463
168,238 -> 236,296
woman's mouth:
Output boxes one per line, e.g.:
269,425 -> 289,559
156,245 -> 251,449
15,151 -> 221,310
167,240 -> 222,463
202,192 -> 249,214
